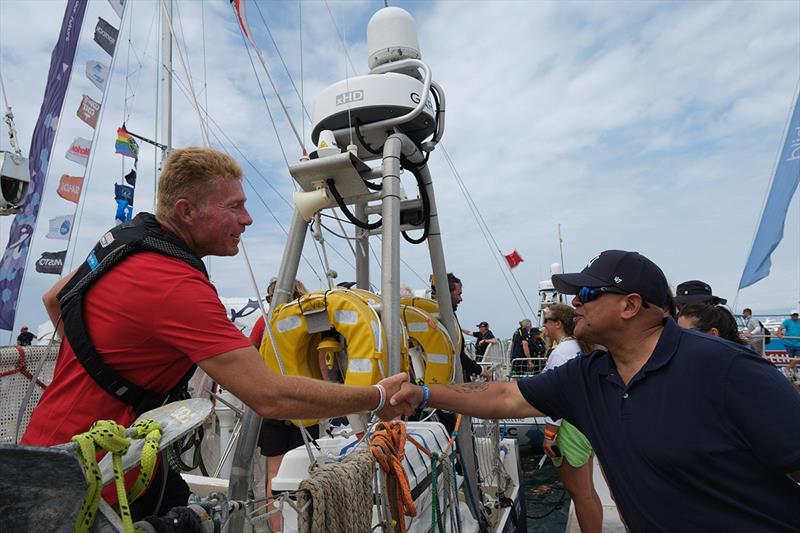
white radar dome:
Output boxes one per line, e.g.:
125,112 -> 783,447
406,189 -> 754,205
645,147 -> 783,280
367,7 -> 421,70
550,263 -> 562,275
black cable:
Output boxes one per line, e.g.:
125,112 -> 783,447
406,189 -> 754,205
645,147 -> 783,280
354,118 -> 384,155
399,160 -> 431,244
326,178 -> 382,230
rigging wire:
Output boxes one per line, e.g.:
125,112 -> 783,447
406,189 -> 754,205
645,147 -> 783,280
158,0 -> 209,145
232,3 -> 306,156
168,74 -> 328,285
440,145 -> 536,320
201,0 -> 209,133
251,2 -> 312,123
299,0 -> 305,146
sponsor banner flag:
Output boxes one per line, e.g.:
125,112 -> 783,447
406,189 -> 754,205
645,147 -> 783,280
77,93 -> 101,128
0,0 -> 88,330
56,174 -> 84,203
66,136 -> 92,166
739,88 -> 800,289
504,249 -> 524,269
94,17 -> 118,57
115,126 -> 138,160
107,0 -> 124,19
115,183 -> 135,206
85,60 -> 109,91
46,214 -> 74,240
35,250 -> 67,275
124,168 -> 136,186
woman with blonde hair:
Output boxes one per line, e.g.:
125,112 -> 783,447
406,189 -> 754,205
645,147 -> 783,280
541,303 -> 602,533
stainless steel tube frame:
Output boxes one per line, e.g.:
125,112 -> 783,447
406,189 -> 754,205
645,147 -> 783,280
227,209 -> 309,532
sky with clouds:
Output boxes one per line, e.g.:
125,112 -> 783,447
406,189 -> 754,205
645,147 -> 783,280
0,0 -> 799,341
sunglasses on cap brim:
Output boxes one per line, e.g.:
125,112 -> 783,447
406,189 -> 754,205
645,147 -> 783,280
577,286 -> 651,308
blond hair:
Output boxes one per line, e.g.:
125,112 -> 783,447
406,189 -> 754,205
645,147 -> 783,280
156,147 -> 243,220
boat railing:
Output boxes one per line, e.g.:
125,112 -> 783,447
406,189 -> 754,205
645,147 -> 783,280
508,357 -> 548,379
0,344 -> 59,444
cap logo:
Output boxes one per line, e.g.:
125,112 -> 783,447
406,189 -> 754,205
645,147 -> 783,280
613,276 -> 622,284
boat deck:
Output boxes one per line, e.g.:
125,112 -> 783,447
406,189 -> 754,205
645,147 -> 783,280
565,459 -> 626,533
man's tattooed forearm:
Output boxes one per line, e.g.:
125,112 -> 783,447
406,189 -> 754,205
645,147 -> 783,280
446,382 -> 489,394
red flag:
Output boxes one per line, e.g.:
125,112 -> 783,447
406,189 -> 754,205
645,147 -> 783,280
504,250 -> 524,269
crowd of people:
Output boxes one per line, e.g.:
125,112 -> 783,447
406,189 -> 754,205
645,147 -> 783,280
17,146 -> 800,531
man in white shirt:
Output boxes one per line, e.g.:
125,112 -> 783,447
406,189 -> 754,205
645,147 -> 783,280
742,308 -> 763,355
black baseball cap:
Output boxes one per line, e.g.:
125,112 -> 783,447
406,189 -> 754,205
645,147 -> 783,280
551,250 -> 671,308
476,321 -> 489,328
674,280 -> 727,305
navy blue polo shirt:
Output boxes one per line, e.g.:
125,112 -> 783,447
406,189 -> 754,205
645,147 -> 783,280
518,318 -> 800,532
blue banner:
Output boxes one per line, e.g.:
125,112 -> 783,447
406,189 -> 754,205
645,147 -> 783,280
0,0 -> 88,330
739,89 -> 800,290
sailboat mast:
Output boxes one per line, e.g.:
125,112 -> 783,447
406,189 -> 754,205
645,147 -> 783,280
159,0 -> 173,167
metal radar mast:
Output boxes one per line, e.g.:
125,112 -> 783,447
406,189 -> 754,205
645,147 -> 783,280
227,6 -> 486,529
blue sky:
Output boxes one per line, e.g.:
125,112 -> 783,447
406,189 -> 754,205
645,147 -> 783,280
0,0 -> 799,342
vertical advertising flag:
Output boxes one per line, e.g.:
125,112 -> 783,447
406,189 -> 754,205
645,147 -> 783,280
56,174 -> 84,204
85,60 -> 109,91
77,94 -> 101,128
739,89 -> 800,289
0,0 -> 88,330
65,136 -> 92,166
94,17 -> 119,57
46,215 -> 74,240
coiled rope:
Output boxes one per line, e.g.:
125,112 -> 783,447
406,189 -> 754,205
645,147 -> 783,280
71,419 -> 162,533
297,450 -> 375,533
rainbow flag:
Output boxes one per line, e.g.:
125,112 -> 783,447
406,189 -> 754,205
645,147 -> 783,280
115,126 -> 139,160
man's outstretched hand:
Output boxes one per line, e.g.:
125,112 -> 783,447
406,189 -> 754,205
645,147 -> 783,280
381,381 -> 424,420
375,372 -> 412,420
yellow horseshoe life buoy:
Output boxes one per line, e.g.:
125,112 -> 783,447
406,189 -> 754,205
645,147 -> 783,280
259,290 -> 390,426
400,297 -> 463,357
400,304 -> 455,385
349,291 -> 454,384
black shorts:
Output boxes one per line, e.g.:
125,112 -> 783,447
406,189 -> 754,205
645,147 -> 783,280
258,419 -> 319,457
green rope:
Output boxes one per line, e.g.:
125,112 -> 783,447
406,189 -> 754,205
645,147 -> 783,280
430,452 -> 440,533
71,419 -> 162,533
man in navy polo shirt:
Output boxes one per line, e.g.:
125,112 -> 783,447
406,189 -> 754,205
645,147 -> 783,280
390,250 -> 800,532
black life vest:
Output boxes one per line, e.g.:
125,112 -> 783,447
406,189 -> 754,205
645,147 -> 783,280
57,212 -> 209,415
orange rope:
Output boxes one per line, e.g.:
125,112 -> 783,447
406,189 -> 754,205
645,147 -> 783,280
369,420 -> 416,533
369,415 -> 463,533
0,346 -> 47,389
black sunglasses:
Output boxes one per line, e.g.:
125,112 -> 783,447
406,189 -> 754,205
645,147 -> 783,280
577,286 -> 650,308
542,317 -> 559,323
